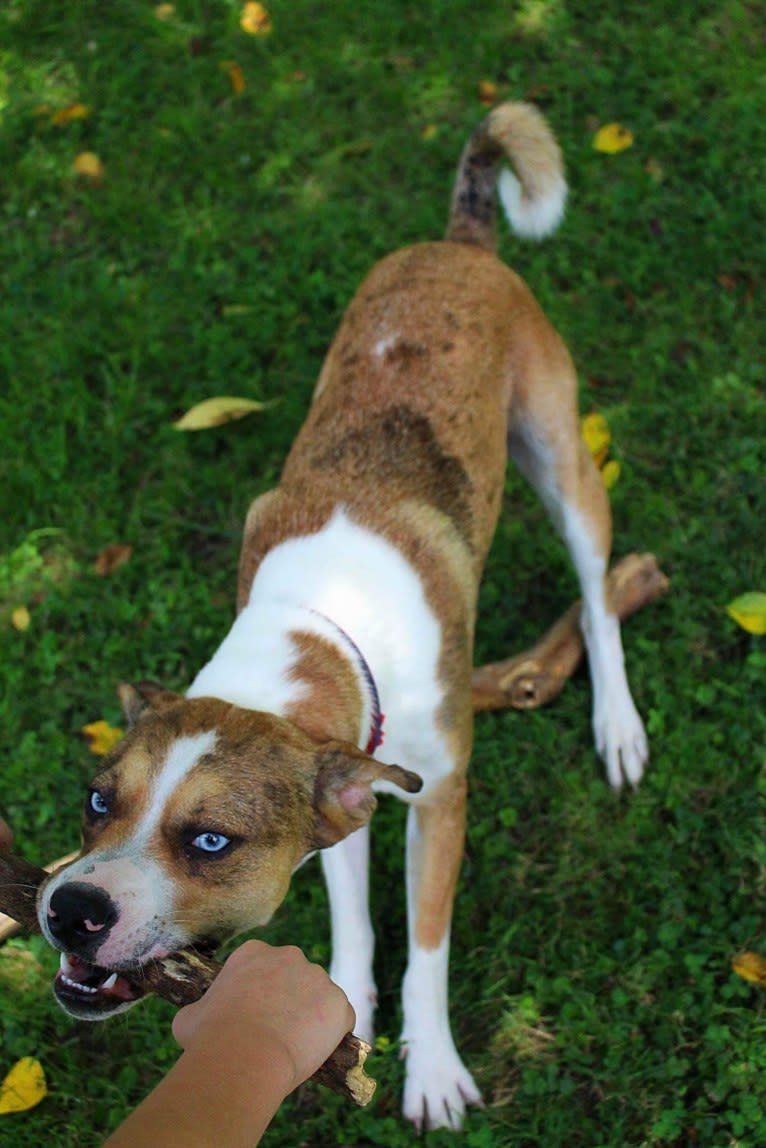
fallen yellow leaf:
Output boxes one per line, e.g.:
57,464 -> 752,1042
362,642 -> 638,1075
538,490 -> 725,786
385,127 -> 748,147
726,592 -> 766,636
0,1057 -> 47,1115
222,60 -> 247,94
72,152 -> 104,180
240,2 -> 272,35
154,2 -> 176,18
82,720 -> 123,756
732,951 -> 766,987
479,80 -> 497,107
593,122 -> 634,154
173,396 -> 268,430
601,459 -> 621,490
581,412 -> 611,468
11,606 -> 31,632
51,103 -> 91,126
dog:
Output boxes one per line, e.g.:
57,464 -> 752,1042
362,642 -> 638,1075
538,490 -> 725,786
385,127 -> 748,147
37,102 -> 648,1131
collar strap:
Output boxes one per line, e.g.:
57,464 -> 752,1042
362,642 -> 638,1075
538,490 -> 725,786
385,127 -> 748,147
311,611 -> 385,755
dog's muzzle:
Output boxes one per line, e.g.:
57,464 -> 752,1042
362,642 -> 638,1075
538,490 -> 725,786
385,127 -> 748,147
45,882 -> 147,1020
53,950 -> 146,1019
46,882 -> 117,955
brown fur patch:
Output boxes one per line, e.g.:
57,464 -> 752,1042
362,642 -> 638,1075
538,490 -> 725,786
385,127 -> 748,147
286,630 -> 363,744
305,405 -> 474,544
410,773 -> 468,950
277,244 -> 519,560
172,841 -> 299,934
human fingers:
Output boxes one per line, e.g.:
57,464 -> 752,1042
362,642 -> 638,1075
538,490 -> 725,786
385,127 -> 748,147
172,941 -> 354,1087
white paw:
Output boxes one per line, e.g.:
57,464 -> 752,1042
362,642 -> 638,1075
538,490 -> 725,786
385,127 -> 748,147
401,1037 -> 483,1131
593,690 -> 648,789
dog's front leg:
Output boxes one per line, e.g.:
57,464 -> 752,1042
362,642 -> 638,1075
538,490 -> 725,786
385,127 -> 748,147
321,825 -> 377,1043
400,774 -> 482,1131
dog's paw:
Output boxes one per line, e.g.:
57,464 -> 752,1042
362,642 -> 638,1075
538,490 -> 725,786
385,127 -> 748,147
593,690 -> 648,789
401,1038 -> 483,1132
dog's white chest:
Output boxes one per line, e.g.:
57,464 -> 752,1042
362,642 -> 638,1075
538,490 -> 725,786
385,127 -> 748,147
188,509 -> 453,795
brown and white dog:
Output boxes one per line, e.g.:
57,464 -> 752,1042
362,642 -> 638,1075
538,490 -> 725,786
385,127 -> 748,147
37,103 -> 647,1130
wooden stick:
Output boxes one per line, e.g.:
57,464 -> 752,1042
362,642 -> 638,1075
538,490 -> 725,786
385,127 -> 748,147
471,552 -> 669,712
0,849 -> 42,933
0,849 -> 79,944
0,849 -> 376,1108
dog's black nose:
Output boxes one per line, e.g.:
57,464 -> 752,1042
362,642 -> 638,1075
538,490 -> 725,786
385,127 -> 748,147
47,883 -> 117,950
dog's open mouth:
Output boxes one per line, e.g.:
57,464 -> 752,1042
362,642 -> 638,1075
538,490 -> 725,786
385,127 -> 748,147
54,952 -> 146,1018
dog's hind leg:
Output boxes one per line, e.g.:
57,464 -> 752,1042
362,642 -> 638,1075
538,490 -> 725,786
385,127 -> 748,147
507,340 -> 648,787
320,825 -> 377,1043
399,770 -> 482,1131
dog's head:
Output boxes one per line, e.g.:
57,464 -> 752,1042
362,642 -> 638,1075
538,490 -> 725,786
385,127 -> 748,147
37,681 -> 421,1019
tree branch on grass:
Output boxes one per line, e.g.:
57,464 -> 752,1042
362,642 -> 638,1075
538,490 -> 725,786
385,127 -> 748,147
471,552 -> 669,711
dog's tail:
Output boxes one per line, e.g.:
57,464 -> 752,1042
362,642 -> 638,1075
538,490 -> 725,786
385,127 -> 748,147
446,102 -> 567,250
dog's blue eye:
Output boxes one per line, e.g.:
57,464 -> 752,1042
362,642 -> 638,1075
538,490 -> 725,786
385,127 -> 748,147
191,832 -> 231,854
89,790 -> 109,816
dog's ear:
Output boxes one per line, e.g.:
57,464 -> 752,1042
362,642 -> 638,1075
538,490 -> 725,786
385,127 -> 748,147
310,741 -> 422,848
117,681 -> 184,727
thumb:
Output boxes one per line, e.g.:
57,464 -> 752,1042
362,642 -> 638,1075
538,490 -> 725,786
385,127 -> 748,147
171,996 -> 203,1048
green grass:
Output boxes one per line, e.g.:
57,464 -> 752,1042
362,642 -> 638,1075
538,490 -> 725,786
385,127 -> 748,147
1,0 -> 764,1144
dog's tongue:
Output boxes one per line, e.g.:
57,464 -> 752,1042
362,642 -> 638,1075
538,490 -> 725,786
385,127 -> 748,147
57,952 -> 140,1002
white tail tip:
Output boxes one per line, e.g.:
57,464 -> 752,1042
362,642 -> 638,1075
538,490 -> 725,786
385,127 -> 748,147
498,166 -> 568,241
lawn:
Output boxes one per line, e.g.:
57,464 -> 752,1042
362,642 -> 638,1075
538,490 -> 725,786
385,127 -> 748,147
0,0 -> 764,1145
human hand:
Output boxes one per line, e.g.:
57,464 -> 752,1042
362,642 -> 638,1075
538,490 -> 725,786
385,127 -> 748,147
171,940 -> 355,1097
0,817 -> 12,850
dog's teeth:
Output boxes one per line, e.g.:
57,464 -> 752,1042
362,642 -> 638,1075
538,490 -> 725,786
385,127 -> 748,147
60,974 -> 98,994
102,972 -> 118,990
59,952 -> 75,977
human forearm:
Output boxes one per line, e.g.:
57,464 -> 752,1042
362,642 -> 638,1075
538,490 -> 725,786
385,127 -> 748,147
102,942 -> 355,1147
102,1036 -> 293,1148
